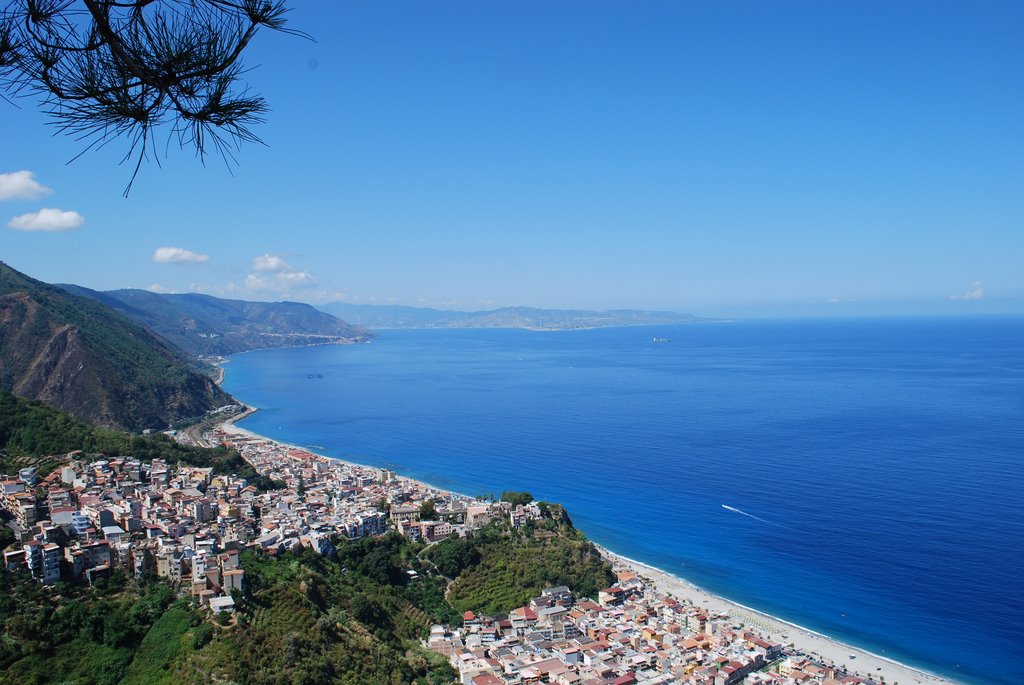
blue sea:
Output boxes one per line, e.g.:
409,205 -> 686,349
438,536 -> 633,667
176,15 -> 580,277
222,317 -> 1024,685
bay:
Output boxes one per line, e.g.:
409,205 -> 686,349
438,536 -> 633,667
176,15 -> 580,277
222,316 -> 1024,685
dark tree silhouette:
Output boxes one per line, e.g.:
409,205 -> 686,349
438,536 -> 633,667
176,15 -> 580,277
0,0 -> 300,193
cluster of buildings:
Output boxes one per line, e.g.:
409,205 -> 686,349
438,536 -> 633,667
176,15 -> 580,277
0,425 -> 524,612
2,456 -> 257,611
3,424 -> 884,684
428,577 -> 882,685
209,427 -> 541,546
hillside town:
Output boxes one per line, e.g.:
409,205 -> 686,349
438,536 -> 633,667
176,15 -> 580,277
3,423 -> 894,685
1,423 -> 538,614
427,575 -> 889,685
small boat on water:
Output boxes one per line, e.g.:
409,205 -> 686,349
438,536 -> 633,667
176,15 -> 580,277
652,337 -> 670,343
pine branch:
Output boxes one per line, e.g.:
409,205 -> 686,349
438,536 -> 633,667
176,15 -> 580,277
0,0 -> 301,194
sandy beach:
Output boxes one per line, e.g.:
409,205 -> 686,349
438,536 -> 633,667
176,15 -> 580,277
593,544 -> 962,685
211,410 -> 963,685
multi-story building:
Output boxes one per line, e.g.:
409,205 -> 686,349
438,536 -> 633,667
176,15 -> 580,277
41,543 -> 61,584
23,540 -> 62,584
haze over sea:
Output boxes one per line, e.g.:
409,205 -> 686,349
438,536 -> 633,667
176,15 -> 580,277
222,316 -> 1024,685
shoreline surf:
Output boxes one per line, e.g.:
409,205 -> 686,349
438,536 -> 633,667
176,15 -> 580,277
591,545 -> 961,685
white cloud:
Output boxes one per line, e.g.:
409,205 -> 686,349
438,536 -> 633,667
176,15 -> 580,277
0,171 -> 52,201
252,254 -> 290,272
146,283 -> 176,294
276,270 -> 314,285
950,281 -> 984,301
245,270 -> 316,291
190,281 -> 347,304
195,255 -> 329,301
244,274 -> 273,291
244,254 -> 316,294
190,282 -> 242,298
7,208 -> 84,231
152,246 -> 209,264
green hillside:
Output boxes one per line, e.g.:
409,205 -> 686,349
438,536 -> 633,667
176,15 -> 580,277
0,262 -> 232,431
0,390 -> 258,482
60,286 -> 374,356
432,505 -> 615,615
0,522 -> 610,685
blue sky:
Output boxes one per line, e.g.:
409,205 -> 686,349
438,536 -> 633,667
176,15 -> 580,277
2,0 -> 1022,317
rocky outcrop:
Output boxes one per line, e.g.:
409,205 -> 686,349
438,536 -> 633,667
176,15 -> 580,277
0,262 -> 232,431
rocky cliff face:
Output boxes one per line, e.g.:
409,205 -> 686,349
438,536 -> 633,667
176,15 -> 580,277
0,263 -> 232,431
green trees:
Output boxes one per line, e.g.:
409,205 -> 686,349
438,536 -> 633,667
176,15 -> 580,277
429,514 -> 615,616
426,536 -> 481,579
0,544 -> 457,684
332,532 -> 425,589
446,529 -> 614,615
0,390 -> 263,484
501,490 -> 534,506
0,390 -> 97,460
235,546 -> 452,684
0,571 -> 194,684
418,498 -> 438,520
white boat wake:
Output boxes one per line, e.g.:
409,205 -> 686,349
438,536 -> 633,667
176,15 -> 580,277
722,504 -> 778,526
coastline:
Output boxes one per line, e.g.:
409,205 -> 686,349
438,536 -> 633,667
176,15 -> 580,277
592,544 -> 961,685
213,407 -> 962,685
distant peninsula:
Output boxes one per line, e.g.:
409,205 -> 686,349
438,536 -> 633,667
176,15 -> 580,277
60,285 -> 374,356
318,303 -> 723,331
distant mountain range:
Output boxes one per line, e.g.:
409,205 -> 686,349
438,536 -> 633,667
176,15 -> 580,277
0,262 -> 232,432
60,286 -> 374,356
318,303 -> 715,330
0,262 -> 375,432
0,258 -> 712,430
